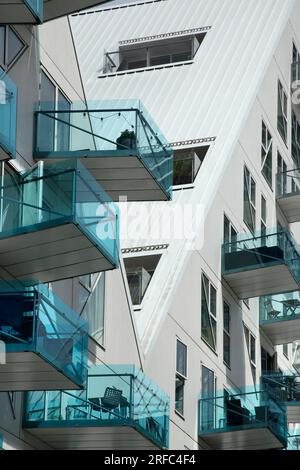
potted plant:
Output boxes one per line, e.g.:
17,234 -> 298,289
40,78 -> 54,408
116,129 -> 136,150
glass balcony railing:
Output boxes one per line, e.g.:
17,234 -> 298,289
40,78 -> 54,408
260,292 -> 300,324
0,72 -> 17,159
24,365 -> 170,449
34,100 -> 173,201
276,168 -> 300,199
23,0 -> 43,22
287,434 -> 300,450
199,388 -> 287,449
0,160 -> 119,283
0,283 -> 88,389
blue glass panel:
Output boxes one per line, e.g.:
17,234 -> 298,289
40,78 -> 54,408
23,0 -> 43,22
24,364 -> 170,449
0,72 -> 17,159
34,100 -> 173,200
260,291 -> 300,324
0,283 -> 88,388
198,387 -> 287,447
262,373 -> 300,406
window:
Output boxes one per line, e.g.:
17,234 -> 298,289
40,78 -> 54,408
277,152 -> 287,196
104,33 -> 207,73
173,146 -> 208,186
243,166 -> 256,233
244,325 -> 256,382
292,43 -> 300,82
75,273 -> 106,346
292,111 -> 300,166
261,121 -> 273,188
124,254 -> 161,305
201,273 -> 217,351
0,25 -> 26,71
40,70 -> 71,152
223,301 -> 230,367
175,339 -> 187,416
261,347 -> 277,374
283,343 -> 289,358
201,366 -> 215,431
261,195 -> 267,237
278,81 -> 288,144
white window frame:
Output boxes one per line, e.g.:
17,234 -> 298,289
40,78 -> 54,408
261,121 -> 273,189
277,80 -> 288,144
223,301 -> 231,368
244,165 -> 256,233
175,338 -> 187,417
201,273 -> 217,352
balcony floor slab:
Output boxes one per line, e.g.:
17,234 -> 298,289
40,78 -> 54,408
199,427 -> 285,450
0,352 -> 82,391
260,317 -> 300,345
277,195 -> 300,223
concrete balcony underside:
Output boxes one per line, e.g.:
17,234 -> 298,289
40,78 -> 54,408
223,264 -> 299,299
260,318 -> 300,345
0,222 -> 114,284
277,195 -> 300,224
199,426 -> 286,450
287,404 -> 300,424
0,0 -> 40,23
35,153 -> 169,202
0,352 -> 82,392
25,423 -> 160,450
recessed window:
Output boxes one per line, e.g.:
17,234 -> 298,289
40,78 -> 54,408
0,25 -> 26,71
124,254 -> 161,306
104,33 -> 207,73
261,121 -> 273,189
283,343 -> 289,359
201,273 -> 217,351
173,146 -> 208,186
277,152 -> 287,196
292,111 -> 300,166
244,325 -> 256,382
223,301 -> 230,368
261,194 -> 267,237
243,166 -> 256,233
261,346 -> 277,374
175,339 -> 187,416
277,81 -> 288,144
223,215 -> 237,251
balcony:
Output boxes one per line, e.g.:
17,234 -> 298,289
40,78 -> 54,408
0,283 -> 88,391
276,169 -> 300,223
260,292 -> 300,345
0,0 -> 43,24
23,365 -> 170,450
0,160 -> 119,284
0,73 -> 17,160
262,375 -> 300,424
33,101 -> 173,202
198,389 -> 287,450
222,229 -> 300,299
287,435 -> 300,450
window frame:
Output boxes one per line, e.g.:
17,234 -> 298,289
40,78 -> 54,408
244,324 -> 256,382
243,165 -> 256,233
223,300 -> 231,368
201,272 -> 217,352
175,338 -> 187,417
261,120 -> 273,189
0,25 -> 27,72
277,80 -> 288,145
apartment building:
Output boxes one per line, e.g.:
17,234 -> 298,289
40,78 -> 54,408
1,0 -> 300,451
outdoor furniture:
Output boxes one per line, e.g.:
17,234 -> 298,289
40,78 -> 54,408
226,398 -> 250,426
224,245 -> 284,271
280,298 -> 300,316
264,298 -> 281,320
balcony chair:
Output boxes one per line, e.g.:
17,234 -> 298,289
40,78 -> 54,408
226,398 -> 251,427
264,298 -> 281,320
89,387 -> 125,419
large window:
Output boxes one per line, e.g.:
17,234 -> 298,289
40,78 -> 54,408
261,121 -> 273,188
124,254 -> 161,306
175,339 -> 187,416
201,273 -> 217,351
277,81 -> 288,144
201,366 -> 215,431
223,301 -> 231,368
277,152 -> 287,196
244,325 -> 256,382
173,146 -> 208,186
40,70 -> 71,152
0,25 -> 26,71
261,347 -> 277,374
243,166 -> 256,233
104,33 -> 207,73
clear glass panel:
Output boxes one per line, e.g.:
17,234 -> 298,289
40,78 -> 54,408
260,291 -> 300,324
7,27 -> 24,66
176,340 -> 187,377
0,72 -> 17,158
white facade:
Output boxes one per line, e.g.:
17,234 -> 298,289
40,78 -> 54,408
1,0 -> 300,451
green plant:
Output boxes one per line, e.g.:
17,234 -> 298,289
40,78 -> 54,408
119,129 -> 136,139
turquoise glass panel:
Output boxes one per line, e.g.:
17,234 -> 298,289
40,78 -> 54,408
276,168 -> 300,199
0,283 -> 88,388
222,228 -> 300,285
260,291 -> 300,324
24,0 -> 43,22
24,364 -> 170,449
0,72 -> 17,159
198,387 -> 287,447
262,374 -> 300,406
0,160 -> 119,269
34,100 -> 173,199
